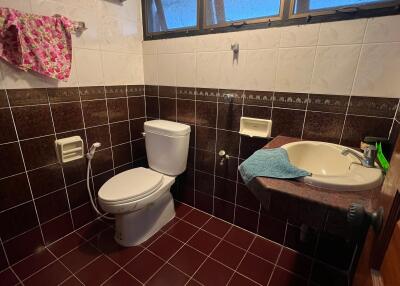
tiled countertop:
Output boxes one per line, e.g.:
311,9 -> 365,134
247,136 -> 381,213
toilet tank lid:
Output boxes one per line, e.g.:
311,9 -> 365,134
144,120 -> 190,136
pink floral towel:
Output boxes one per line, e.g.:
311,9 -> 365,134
0,7 -> 74,81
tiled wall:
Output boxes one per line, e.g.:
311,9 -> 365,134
0,0 -> 144,89
0,85 -> 146,270
143,15 -> 400,99
143,85 -> 400,283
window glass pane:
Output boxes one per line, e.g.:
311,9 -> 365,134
294,0 -> 393,14
206,0 -> 281,26
147,0 -> 197,33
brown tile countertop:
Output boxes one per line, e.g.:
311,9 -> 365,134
247,136 -> 382,213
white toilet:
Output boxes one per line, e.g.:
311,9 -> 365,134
98,120 -> 191,247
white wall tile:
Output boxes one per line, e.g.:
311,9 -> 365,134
196,52 -> 222,88
102,52 -> 143,85
176,53 -> 196,87
242,28 -> 282,50
275,47 -> 316,93
74,48 -> 104,86
0,0 -> 31,12
143,41 -> 158,55
311,45 -> 360,95
364,15 -> 400,43
352,43 -> 400,98
318,19 -> 367,45
243,49 -> 278,91
196,34 -> 232,52
219,51 -> 247,90
143,54 -> 158,85
280,24 -> 320,48
157,54 -> 176,86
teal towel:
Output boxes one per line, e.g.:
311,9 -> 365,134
239,148 -> 311,185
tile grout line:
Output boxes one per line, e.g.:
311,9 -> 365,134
124,85 -> 135,166
103,86 -> 116,176
3,89 -> 46,245
47,92 -> 77,230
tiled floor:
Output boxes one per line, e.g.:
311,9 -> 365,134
0,203 -> 317,286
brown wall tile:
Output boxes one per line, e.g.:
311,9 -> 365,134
107,98 -> 129,123
82,100 -> 109,127
51,102 -> 84,133
196,101 -> 217,127
303,112 -> 345,143
177,99 -> 195,124
112,143 -> 132,167
128,96 -> 146,119
35,190 -> 69,223
20,135 -> 57,170
308,94 -> 349,113
47,87 -> 80,103
0,90 -> 8,108
0,173 -> 31,211
0,108 -> 17,144
341,115 -> 392,147
348,96 -> 398,118
0,142 -> 24,178
86,125 -> 111,150
159,97 -> 176,121
146,96 -> 159,119
127,85 -> 144,97
12,105 -> 54,139
28,164 -> 64,198
217,103 -> 242,131
105,86 -> 127,98
243,90 -> 273,106
159,86 -> 177,98
145,85 -> 158,96
271,108 -> 305,138
177,87 -> 196,100
79,86 -> 105,101
273,92 -> 308,110
196,126 -> 216,152
110,121 -> 131,145
7,89 -> 48,106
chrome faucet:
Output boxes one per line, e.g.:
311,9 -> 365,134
341,145 -> 377,168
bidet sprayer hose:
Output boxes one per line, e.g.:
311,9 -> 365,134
86,142 -> 115,220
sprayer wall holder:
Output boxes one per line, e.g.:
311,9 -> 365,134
55,136 -> 84,163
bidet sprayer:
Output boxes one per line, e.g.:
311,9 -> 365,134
87,142 -> 101,159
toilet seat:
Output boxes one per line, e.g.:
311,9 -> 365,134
98,167 -> 163,205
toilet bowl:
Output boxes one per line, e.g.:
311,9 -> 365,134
98,120 -> 190,246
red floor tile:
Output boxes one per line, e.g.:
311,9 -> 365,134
24,261 -> 71,286
170,246 -> 207,276
124,250 -> 164,283
202,217 -> 231,237
237,253 -> 274,285
194,258 -> 234,286
248,236 -> 281,263
224,226 -> 255,250
76,219 -> 109,240
48,233 -> 86,257
12,248 -> 55,280
59,275 -> 83,286
186,279 -> 203,286
160,217 -> 180,232
187,229 -> 221,255
75,255 -> 120,285
228,273 -> 260,286
89,228 -> 143,266
146,264 -> 189,286
103,270 -> 141,286
182,209 -> 211,227
0,268 -> 19,286
175,202 -> 193,218
277,247 -> 312,278
148,233 -> 183,260
210,241 -> 246,269
140,230 -> 163,248
167,220 -> 198,242
59,241 -> 101,273
269,267 -> 308,286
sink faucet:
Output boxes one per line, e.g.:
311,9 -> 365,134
341,145 -> 377,168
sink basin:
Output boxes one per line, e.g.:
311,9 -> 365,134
281,141 -> 383,191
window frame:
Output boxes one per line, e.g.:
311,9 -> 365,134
289,0 -> 400,19
142,0 -> 400,40
143,0 -> 202,35
202,0 -> 285,29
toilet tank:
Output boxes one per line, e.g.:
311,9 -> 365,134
144,120 -> 191,176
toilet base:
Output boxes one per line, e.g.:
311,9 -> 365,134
114,191 -> 175,247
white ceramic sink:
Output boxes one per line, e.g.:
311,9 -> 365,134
281,141 -> 383,191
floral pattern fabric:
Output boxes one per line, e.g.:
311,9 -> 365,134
0,7 -> 74,81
